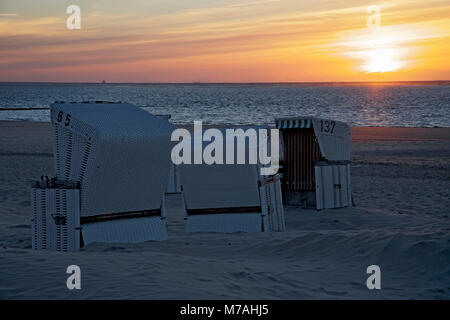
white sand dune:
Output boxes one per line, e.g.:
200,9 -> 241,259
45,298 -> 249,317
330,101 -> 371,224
0,122 -> 449,299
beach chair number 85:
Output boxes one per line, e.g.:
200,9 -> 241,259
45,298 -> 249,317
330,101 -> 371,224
57,111 -> 71,126
320,120 -> 335,134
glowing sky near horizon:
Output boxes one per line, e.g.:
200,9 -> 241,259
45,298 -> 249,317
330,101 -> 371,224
0,0 -> 449,82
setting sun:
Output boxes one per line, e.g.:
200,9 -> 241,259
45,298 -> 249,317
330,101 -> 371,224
362,48 -> 401,73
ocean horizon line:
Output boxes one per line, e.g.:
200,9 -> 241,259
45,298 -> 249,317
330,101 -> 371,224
0,80 -> 449,86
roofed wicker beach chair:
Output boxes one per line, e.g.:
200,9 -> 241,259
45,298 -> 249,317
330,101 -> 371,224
180,127 -> 285,233
275,117 -> 352,210
47,101 -> 175,247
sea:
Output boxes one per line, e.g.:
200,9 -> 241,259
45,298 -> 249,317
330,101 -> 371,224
0,82 -> 449,127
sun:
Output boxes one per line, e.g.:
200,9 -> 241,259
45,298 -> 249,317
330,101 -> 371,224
336,28 -> 410,75
362,48 -> 401,73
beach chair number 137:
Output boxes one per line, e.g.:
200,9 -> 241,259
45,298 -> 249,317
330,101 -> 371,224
57,111 -> 71,126
320,120 -> 335,134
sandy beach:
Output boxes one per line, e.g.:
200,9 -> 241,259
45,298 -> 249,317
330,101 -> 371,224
0,120 -> 449,299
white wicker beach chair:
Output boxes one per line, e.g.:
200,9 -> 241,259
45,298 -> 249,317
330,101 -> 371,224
50,101 -> 175,245
180,126 -> 285,233
275,116 -> 352,209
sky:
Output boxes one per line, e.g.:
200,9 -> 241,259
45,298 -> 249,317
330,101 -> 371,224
0,0 -> 449,82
